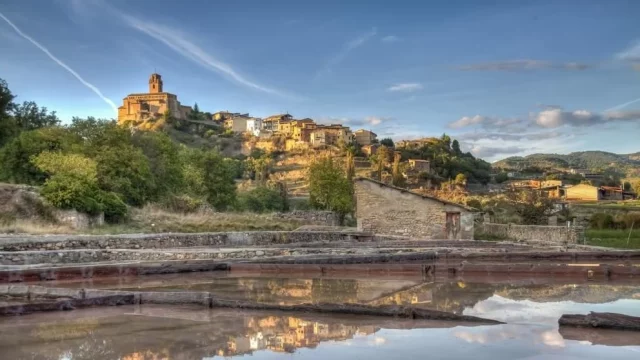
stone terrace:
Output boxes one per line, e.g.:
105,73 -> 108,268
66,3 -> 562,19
0,231 -> 639,283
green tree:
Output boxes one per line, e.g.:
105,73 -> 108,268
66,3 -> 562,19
200,150 -> 237,210
12,101 -> 59,130
373,145 -> 389,181
0,79 -> 17,146
391,151 -> 404,187
32,151 -> 127,222
633,180 -> 640,196
93,145 -> 155,206
308,156 -> 353,223
237,186 -> 287,213
0,127 -> 80,184
345,148 -> 355,182
454,173 -> 467,185
505,189 -> 555,225
452,139 -> 461,155
494,172 -> 509,183
131,131 -> 185,200
380,138 -> 394,147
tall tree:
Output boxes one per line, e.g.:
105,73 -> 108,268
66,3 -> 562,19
12,101 -> 59,130
200,150 -> 237,210
391,151 -> 404,187
380,138 -> 394,147
452,139 -> 461,155
374,145 -> 389,181
345,148 -> 355,182
308,156 -> 353,223
0,79 -> 18,146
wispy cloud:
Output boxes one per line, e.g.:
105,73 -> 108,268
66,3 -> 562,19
467,145 -> 527,158
456,59 -> 590,71
381,35 -> 400,43
616,40 -> 640,62
603,97 -> 640,112
449,106 -> 640,132
387,83 -> 423,92
318,115 -> 391,128
0,11 -> 117,113
319,28 -> 377,75
615,40 -> 640,71
119,14 -> 286,96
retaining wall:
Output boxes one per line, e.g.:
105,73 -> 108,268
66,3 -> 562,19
0,231 -> 366,252
479,223 -> 584,244
270,211 -> 340,226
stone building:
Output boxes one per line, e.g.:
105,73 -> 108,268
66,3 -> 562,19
408,159 -> 430,173
310,124 -> 353,147
354,177 -> 475,239
263,114 -> 293,131
118,73 -> 192,125
225,115 -> 252,133
291,119 -> 317,141
354,129 -> 377,146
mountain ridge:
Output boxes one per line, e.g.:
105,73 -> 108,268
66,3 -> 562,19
493,150 -> 640,177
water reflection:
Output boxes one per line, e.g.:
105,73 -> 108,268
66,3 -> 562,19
1,304 -> 639,360
4,276 -> 640,359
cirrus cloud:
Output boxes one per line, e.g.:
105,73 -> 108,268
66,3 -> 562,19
387,83 -> 423,92
456,59 -> 590,71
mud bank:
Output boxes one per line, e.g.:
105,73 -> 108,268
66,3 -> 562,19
0,285 -> 500,324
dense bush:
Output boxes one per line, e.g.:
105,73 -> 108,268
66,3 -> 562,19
162,194 -> 207,213
96,191 -> 128,223
237,187 -> 288,213
590,213 -> 615,229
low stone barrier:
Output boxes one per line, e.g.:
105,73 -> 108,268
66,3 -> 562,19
0,231 -> 366,252
270,211 -> 340,226
0,247 -> 434,266
478,223 -> 584,244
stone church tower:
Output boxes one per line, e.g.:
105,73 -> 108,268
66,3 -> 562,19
118,73 -> 192,125
149,73 -> 163,93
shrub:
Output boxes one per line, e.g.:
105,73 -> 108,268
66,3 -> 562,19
40,174 -> 103,215
162,194 -> 207,213
96,191 -> 128,223
466,198 -> 482,210
616,212 -> 640,230
237,187 -> 287,213
590,213 -> 614,229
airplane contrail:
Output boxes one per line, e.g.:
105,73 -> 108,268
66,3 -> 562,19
604,97 -> 640,112
0,11 -> 118,113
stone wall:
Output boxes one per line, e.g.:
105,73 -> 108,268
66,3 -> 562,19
270,211 -> 339,226
354,179 -> 474,239
0,231 -> 363,252
54,209 -> 104,230
478,223 -> 584,244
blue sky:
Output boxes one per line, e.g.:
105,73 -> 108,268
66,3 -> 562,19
1,0 -> 640,161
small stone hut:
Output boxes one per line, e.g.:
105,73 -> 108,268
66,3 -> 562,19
354,177 -> 475,239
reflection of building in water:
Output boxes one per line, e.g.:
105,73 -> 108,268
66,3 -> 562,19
217,315 -> 376,356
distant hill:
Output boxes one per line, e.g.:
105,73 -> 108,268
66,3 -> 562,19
493,151 -> 640,177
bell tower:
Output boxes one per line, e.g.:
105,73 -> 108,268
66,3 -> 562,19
149,73 -> 163,93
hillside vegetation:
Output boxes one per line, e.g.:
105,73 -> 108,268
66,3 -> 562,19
494,151 -> 640,177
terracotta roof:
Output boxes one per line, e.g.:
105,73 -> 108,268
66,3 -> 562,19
354,177 -> 476,211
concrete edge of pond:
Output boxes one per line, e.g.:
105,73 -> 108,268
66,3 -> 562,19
0,285 -> 502,324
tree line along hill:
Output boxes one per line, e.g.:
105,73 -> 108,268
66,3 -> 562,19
493,151 -> 640,178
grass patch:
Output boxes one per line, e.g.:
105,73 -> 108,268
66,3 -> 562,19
573,200 -> 640,210
585,229 -> 640,249
87,205 -> 302,234
0,220 -> 74,235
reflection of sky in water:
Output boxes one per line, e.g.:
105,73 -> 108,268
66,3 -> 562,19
233,325 -> 640,360
230,297 -> 640,360
463,295 -> 640,325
